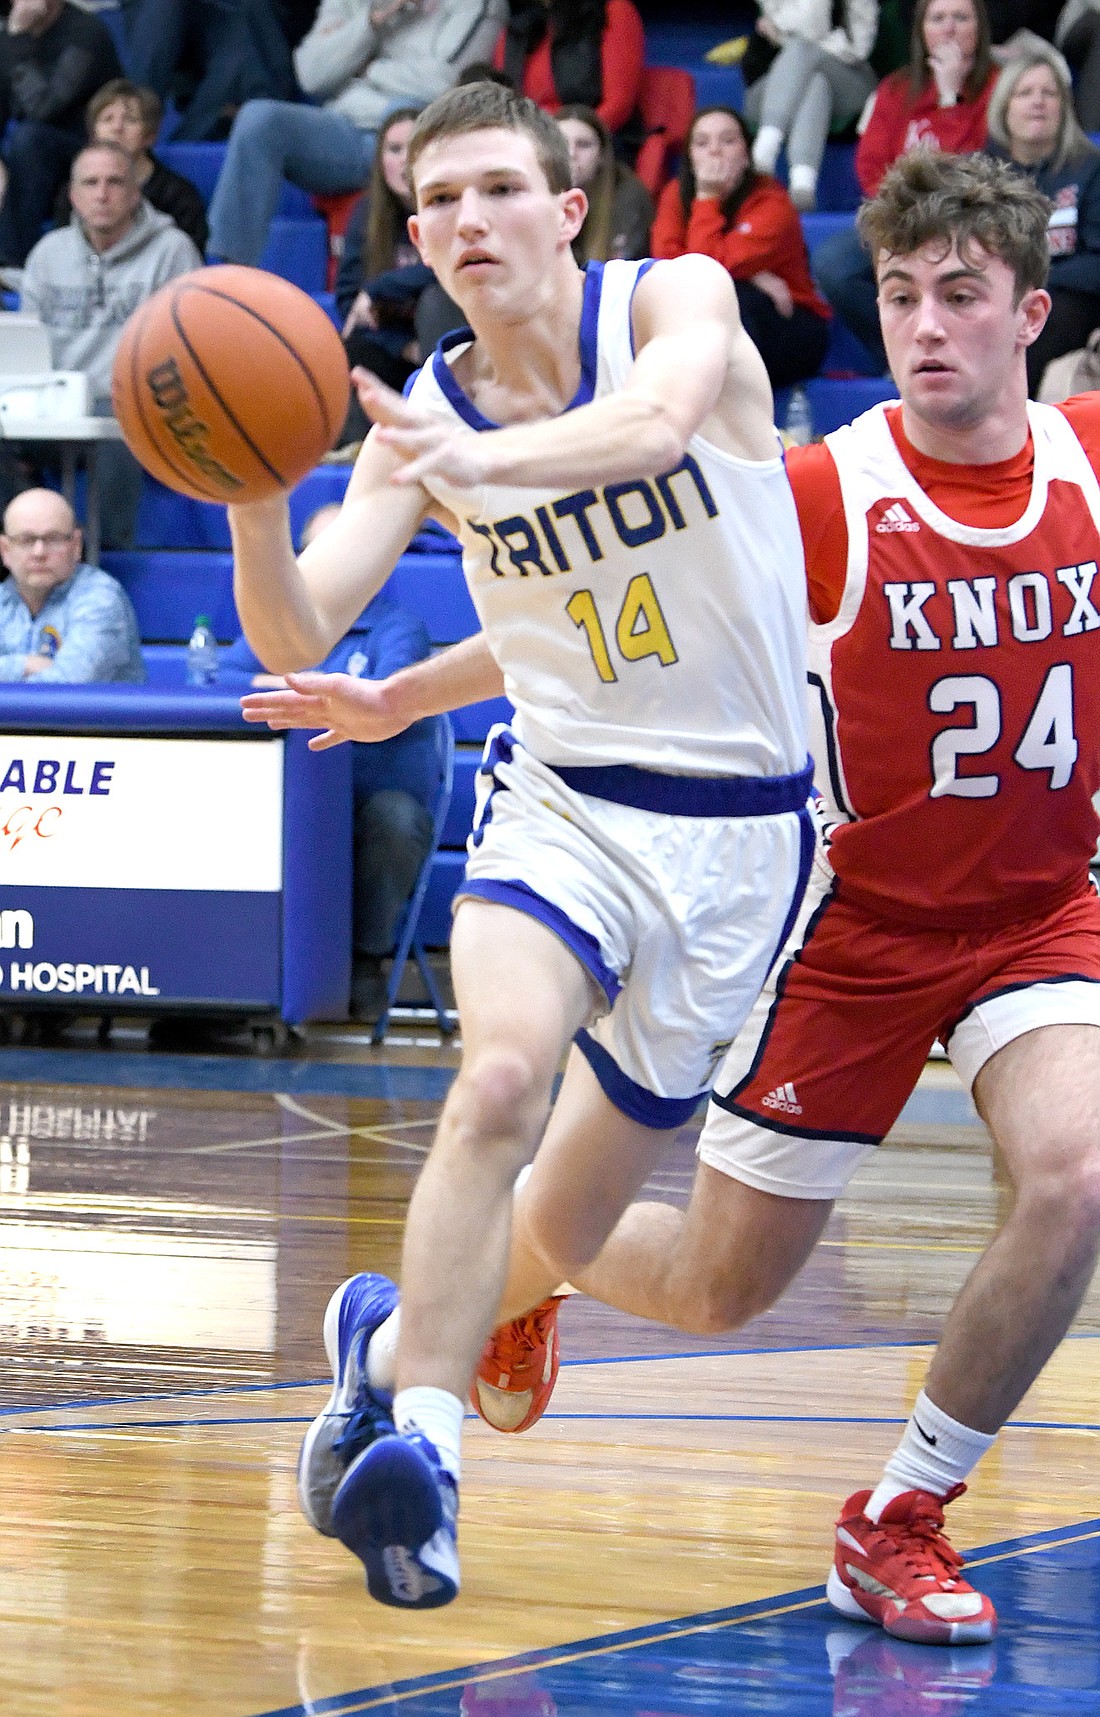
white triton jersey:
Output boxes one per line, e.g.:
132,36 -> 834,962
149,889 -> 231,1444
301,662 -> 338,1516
407,258 -> 809,777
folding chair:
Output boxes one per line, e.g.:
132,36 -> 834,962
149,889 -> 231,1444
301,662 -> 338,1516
372,712 -> 456,1043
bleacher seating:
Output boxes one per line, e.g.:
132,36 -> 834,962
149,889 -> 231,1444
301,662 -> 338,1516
157,142 -> 319,222
257,217 -> 328,292
776,375 -> 897,439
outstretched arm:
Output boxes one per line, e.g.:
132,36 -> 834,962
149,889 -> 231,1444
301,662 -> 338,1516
241,631 -> 505,749
228,433 -> 430,676
356,253 -> 774,490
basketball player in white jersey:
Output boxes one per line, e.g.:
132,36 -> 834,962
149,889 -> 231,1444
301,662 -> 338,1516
258,152 -> 1100,1648
234,82 -> 813,1608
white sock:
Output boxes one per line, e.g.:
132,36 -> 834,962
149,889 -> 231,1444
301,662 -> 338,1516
752,125 -> 783,174
788,164 -> 817,207
394,1385 -> 464,1480
366,1307 -> 400,1394
865,1390 -> 997,1521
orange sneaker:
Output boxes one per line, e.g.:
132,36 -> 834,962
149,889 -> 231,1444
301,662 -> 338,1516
827,1485 -> 996,1646
470,1294 -> 567,1433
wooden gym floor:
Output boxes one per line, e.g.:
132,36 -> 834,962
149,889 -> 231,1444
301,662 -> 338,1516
0,1024 -> 1097,1716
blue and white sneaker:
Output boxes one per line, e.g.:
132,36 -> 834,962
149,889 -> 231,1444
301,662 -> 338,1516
332,1429 -> 460,1609
297,1273 -> 399,1538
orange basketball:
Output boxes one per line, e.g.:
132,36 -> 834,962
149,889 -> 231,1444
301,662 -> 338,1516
111,265 -> 351,504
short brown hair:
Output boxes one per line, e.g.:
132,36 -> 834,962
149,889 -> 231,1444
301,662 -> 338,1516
406,82 -> 572,198
858,150 -> 1052,301
86,77 -> 162,142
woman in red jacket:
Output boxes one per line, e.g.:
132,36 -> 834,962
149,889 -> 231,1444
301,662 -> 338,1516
856,0 -> 996,195
651,104 -> 831,388
814,0 -> 997,370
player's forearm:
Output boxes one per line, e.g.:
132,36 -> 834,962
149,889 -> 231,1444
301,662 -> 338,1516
383,634 -> 504,723
477,393 -> 687,490
229,497 -> 335,674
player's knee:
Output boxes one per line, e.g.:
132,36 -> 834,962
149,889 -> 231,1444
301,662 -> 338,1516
447,1047 -> 552,1152
1017,1136 -> 1100,1244
673,1269 -> 774,1335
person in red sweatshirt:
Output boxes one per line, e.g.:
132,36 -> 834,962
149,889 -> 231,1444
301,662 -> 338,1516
651,104 -> 831,388
814,0 -> 998,369
494,0 -> 644,138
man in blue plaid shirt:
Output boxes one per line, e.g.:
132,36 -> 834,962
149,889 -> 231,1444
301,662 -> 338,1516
0,488 -> 143,681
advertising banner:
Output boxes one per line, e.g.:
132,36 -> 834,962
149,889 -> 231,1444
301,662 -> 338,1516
0,736 -> 284,1004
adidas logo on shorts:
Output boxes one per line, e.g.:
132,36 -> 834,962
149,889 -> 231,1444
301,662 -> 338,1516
875,502 -> 919,533
762,1081 -> 803,1115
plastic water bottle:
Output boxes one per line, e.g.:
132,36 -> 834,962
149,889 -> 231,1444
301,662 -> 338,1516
785,385 -> 814,447
186,614 -> 219,686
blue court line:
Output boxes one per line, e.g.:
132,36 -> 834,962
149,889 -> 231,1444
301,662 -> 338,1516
0,1375 -> 328,1419
250,1516 -> 1100,1717
4,1331 -> 1098,1422
0,1049 -> 982,1126
0,1047 -> 457,1099
17,1411 -> 1100,1436
565,1329 -> 1100,1365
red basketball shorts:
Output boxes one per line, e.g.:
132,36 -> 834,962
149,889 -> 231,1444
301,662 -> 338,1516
698,864 -> 1100,1199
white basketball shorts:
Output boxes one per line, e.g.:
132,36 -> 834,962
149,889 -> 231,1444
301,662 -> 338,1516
457,728 -> 815,1127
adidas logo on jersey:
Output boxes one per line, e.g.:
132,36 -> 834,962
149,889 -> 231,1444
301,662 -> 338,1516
875,502 -> 920,533
761,1081 -> 803,1115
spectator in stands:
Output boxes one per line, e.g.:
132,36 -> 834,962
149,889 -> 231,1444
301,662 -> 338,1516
119,0 -> 300,144
0,488 -> 143,681
220,504 -> 437,1024
495,0 -> 645,138
0,0 -> 121,267
986,48 -> 1100,394
743,0 -> 880,212
651,105 -> 831,388
1056,1 -> 1100,133
207,0 -> 508,268
813,0 -> 996,370
335,108 -> 427,451
19,141 -> 201,548
558,104 -> 652,260
54,78 -> 208,254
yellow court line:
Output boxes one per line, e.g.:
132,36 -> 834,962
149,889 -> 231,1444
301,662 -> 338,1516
966,1525 -> 1100,1570
818,1238 -> 986,1254
333,1528 -> 1100,1713
340,1596 -> 827,1713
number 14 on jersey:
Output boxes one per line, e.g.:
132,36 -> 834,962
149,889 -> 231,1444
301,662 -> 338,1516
567,573 -> 679,683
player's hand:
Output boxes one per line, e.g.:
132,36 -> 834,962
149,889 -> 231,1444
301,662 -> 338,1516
929,39 -> 966,103
352,367 -> 488,487
22,653 -> 50,676
240,670 -> 410,748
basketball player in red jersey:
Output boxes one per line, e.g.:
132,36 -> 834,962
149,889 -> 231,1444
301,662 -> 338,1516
245,150 -> 1100,1645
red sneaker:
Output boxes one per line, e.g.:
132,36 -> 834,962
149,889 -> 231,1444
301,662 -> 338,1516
827,1486 -> 997,1645
470,1294 -> 567,1433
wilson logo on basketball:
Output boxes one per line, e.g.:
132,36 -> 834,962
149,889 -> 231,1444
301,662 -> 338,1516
145,358 -> 245,494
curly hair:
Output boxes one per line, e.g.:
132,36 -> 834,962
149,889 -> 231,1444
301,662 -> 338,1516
857,149 -> 1052,301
